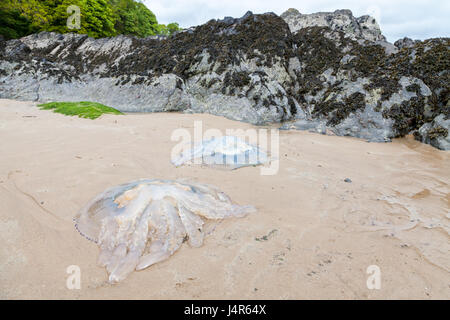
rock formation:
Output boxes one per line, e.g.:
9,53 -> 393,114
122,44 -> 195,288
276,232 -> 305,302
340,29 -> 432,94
0,10 -> 448,150
281,8 -> 386,43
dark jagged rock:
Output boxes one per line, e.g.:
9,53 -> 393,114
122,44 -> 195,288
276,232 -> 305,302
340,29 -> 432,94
0,10 -> 448,150
284,25 -> 449,147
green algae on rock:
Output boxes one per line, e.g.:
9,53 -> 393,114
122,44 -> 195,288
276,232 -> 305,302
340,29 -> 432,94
38,101 -> 123,119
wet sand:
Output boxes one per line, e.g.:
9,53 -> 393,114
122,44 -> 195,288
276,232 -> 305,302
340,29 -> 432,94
0,99 -> 449,299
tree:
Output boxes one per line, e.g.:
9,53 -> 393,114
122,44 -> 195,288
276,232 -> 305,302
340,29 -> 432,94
166,22 -> 180,35
157,22 -> 181,36
82,0 -> 116,38
45,0 -> 116,38
0,8 -> 32,40
1,0 -> 50,32
0,0 -> 180,39
109,0 -> 159,37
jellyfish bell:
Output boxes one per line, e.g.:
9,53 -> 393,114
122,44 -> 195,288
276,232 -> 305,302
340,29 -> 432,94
172,135 -> 270,169
74,179 -> 255,283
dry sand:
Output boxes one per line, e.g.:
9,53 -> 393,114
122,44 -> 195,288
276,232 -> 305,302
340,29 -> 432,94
0,99 -> 449,299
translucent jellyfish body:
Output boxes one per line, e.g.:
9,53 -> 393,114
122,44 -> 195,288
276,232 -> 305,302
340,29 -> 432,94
172,136 -> 269,169
74,179 -> 255,283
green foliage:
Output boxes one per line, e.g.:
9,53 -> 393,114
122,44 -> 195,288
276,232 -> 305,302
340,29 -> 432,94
44,0 -> 116,38
167,23 -> 181,34
82,0 -> 116,38
0,8 -> 32,40
38,101 -> 123,119
0,0 -> 181,39
109,0 -> 180,37
1,0 -> 49,31
156,22 -> 181,36
110,0 -> 158,37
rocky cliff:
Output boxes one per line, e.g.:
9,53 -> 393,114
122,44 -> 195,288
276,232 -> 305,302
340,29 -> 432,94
0,10 -> 448,150
281,8 -> 387,43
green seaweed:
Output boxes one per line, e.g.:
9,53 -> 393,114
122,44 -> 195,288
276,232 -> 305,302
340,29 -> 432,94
38,101 -> 123,119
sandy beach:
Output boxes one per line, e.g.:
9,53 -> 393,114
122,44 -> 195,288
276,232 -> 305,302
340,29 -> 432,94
0,99 -> 449,299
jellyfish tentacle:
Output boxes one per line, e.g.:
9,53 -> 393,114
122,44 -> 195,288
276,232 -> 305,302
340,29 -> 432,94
105,243 -> 127,274
136,248 -> 171,270
101,187 -> 153,282
177,193 -> 243,219
108,197 -> 155,282
178,204 -> 204,247
136,201 -> 176,271
108,249 -> 142,283
161,199 -> 186,254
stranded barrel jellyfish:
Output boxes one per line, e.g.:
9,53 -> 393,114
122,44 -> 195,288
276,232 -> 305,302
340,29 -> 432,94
74,179 -> 255,283
172,135 -> 270,169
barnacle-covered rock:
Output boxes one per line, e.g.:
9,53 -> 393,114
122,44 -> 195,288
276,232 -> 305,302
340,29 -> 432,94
281,8 -> 386,42
75,179 -> 255,283
414,114 -> 450,150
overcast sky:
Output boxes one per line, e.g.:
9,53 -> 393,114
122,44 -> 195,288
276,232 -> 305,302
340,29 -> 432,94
143,0 -> 449,42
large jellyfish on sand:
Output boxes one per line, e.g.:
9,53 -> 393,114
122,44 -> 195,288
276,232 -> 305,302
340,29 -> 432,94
74,179 -> 255,283
172,136 -> 270,169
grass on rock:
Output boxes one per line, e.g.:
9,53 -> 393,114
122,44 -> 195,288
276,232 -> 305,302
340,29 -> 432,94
38,101 -> 123,119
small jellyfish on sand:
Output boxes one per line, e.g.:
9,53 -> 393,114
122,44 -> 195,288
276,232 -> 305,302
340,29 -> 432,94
172,135 -> 269,169
74,179 -> 255,283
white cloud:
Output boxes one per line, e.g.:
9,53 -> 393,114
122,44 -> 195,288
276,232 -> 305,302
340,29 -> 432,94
143,0 -> 449,42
